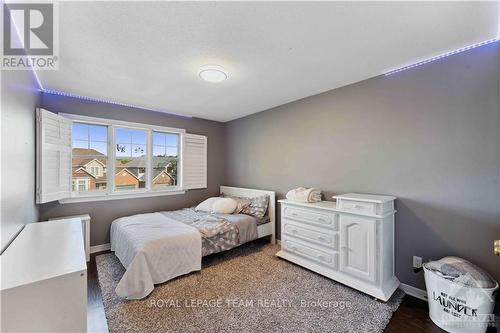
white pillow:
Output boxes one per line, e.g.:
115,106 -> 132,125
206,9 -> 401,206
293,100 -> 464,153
195,197 -> 220,212
212,198 -> 238,214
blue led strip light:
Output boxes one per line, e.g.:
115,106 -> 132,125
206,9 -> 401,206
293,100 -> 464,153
385,4 -> 500,76
8,3 -> 189,118
384,38 -> 499,76
42,89 -> 192,118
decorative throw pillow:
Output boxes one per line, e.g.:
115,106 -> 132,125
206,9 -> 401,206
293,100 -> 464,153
212,198 -> 238,214
220,194 -> 252,214
195,197 -> 220,212
241,195 -> 269,219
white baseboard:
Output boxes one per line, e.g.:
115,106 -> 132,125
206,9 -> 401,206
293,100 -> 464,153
399,283 -> 427,301
90,243 -> 111,254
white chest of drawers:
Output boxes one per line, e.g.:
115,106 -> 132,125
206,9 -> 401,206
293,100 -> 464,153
276,193 -> 399,301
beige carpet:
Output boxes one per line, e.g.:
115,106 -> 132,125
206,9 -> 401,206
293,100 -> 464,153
96,240 -> 404,332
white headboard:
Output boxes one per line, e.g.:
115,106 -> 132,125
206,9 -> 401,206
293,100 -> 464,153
220,186 -> 276,244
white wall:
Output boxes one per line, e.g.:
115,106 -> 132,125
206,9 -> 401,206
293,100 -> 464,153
1,70 -> 41,253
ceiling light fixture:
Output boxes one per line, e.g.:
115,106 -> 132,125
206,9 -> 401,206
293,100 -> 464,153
199,65 -> 228,83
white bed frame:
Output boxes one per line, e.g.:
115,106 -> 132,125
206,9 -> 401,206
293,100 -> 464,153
220,186 -> 276,244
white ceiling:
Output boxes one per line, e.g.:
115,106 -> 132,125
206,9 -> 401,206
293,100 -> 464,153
37,2 -> 499,122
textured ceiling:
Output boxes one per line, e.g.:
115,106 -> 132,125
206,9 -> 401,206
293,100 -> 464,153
37,2 -> 499,122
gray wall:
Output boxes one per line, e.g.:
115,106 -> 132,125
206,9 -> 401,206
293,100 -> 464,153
225,42 -> 500,289
38,93 -> 226,246
1,71 -> 40,253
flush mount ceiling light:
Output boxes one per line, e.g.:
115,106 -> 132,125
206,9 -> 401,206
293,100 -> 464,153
199,65 -> 228,83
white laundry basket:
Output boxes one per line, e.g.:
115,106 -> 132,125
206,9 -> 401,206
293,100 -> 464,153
423,264 -> 498,333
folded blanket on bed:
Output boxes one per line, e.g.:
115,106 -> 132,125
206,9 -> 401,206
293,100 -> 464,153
110,213 -> 202,300
286,187 -> 322,203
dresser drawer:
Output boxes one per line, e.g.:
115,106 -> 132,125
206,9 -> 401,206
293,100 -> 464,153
282,237 -> 338,270
282,221 -> 338,250
283,206 -> 338,230
338,200 -> 377,215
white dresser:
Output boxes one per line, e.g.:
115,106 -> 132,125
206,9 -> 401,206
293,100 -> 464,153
0,218 -> 87,332
276,193 -> 399,301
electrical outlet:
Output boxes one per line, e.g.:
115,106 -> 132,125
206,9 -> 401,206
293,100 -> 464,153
413,256 -> 422,269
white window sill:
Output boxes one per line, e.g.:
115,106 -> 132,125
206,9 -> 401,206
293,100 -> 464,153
59,189 -> 186,204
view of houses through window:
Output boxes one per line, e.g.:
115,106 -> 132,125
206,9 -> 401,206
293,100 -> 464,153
71,122 -> 179,194
152,131 -> 179,189
115,127 -> 148,191
72,123 -> 108,192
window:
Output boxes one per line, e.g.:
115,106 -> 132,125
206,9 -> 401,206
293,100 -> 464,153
72,179 -> 89,192
72,123 -> 108,193
115,128 -> 147,191
90,166 -> 99,176
36,109 -> 207,204
153,132 -> 179,189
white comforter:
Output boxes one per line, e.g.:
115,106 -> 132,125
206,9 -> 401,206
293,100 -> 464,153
110,212 -> 201,300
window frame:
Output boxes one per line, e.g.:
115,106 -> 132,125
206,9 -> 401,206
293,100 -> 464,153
60,113 -> 185,203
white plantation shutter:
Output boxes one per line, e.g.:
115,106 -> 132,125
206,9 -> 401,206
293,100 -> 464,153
36,108 -> 72,203
182,133 -> 207,190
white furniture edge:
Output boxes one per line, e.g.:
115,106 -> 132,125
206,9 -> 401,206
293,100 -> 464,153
399,283 -> 428,301
59,189 -> 186,204
277,199 -> 396,219
220,186 -> 276,244
333,193 -> 396,203
49,214 -> 90,261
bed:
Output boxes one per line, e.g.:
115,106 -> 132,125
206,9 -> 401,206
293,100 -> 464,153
110,186 -> 275,299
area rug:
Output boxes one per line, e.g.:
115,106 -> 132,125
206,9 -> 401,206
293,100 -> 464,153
96,240 -> 404,332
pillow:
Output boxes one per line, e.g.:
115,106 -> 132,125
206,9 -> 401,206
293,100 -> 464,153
212,198 -> 238,214
220,194 -> 251,213
241,195 -> 269,219
195,197 -> 220,212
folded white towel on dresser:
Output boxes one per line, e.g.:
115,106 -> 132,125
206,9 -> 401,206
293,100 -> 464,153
286,187 -> 322,203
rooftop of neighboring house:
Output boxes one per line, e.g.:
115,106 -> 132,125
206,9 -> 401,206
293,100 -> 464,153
72,148 -> 175,182
72,148 -> 175,169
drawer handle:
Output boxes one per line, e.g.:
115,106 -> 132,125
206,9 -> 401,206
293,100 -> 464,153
291,212 -> 298,216
317,217 -> 326,222
318,236 -> 327,242
354,205 -> 365,209
291,246 -> 298,252
291,229 -> 298,234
